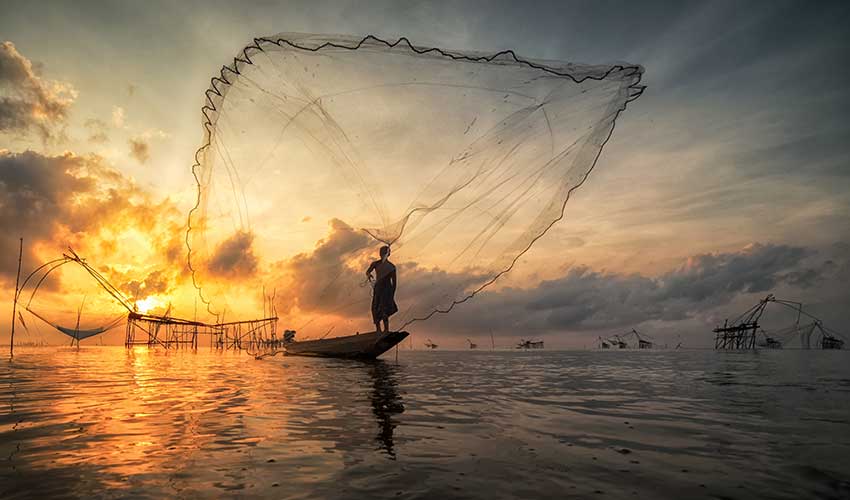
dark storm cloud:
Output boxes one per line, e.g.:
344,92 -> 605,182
207,231 -> 259,278
429,243 -> 822,335
282,218 -> 371,313
657,244 -> 811,302
0,41 -> 75,140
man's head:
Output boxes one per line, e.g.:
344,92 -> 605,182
380,245 -> 391,259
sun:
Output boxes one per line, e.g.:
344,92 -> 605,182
135,296 -> 163,314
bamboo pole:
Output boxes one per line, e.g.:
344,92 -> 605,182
11,238 -> 23,358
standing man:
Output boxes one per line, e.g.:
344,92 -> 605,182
366,245 -> 398,333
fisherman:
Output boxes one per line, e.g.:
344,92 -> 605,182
366,245 -> 398,333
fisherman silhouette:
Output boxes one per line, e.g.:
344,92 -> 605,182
366,245 -> 398,333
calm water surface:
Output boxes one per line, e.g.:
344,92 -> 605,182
2,348 -> 849,499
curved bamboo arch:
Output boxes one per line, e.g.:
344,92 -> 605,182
15,249 -> 135,339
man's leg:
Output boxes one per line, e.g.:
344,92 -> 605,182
382,318 -> 389,332
374,321 -> 382,333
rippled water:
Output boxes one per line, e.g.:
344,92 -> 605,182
2,348 -> 850,499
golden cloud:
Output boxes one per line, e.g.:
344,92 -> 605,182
0,41 -> 76,141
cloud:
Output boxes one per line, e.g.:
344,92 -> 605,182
657,243 -> 813,303
282,218 -> 372,314
0,149 -> 185,301
119,269 -> 171,298
260,218 -> 823,339
426,243 -> 824,336
207,230 -> 258,278
111,106 -> 125,128
263,218 -> 489,331
0,150 -> 93,269
0,41 -> 76,140
128,137 -> 149,163
84,118 -> 109,143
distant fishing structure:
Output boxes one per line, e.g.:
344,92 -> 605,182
598,329 -> 654,349
714,294 -> 845,350
424,339 -> 438,350
516,339 -> 544,349
467,338 -> 477,349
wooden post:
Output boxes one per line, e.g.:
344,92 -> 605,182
10,238 -> 23,358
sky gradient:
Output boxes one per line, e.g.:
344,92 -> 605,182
1,0 -> 849,348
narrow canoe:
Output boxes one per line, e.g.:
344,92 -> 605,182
284,330 -> 409,359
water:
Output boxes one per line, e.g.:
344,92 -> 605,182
2,348 -> 849,499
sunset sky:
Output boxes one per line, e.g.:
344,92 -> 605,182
1,0 -> 849,348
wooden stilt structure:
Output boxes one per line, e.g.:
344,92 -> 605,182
10,238 -> 23,358
715,294 -> 846,350
125,312 -> 280,351
713,296 -> 770,350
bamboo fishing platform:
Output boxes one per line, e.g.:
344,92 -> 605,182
714,295 -> 845,350
10,246 -> 286,353
124,312 -> 282,351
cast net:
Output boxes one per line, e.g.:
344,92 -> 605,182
187,34 -> 644,336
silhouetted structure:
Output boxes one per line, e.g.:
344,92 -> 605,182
516,339 -> 544,349
599,329 -> 653,349
16,248 -> 281,351
125,312 -> 280,350
715,295 -> 845,350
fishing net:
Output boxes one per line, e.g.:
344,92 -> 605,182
18,255 -> 130,342
187,34 -> 644,336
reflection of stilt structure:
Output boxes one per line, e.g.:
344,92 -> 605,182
125,312 -> 280,350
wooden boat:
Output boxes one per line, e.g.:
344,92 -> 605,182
284,330 -> 410,359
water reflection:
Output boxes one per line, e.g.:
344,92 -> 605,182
3,349 -> 850,499
367,361 -> 404,458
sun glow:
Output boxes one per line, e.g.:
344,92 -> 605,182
135,296 -> 163,314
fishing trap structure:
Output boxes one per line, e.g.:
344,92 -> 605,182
11,248 -> 282,351
714,294 -> 845,350
598,329 -> 653,349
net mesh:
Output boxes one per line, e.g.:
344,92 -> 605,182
187,34 -> 644,336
